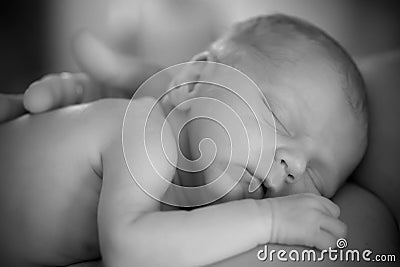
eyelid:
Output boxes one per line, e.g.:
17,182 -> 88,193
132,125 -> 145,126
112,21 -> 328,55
272,111 -> 291,136
260,96 -> 291,136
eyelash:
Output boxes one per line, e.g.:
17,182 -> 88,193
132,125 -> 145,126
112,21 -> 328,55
260,97 -> 290,135
272,112 -> 290,136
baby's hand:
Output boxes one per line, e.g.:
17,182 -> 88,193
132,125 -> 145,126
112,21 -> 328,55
265,193 -> 346,250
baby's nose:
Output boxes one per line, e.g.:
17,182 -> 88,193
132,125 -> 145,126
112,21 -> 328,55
282,157 -> 307,182
275,148 -> 307,183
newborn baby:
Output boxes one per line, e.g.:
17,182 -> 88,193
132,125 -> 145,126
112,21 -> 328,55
0,14 -> 367,267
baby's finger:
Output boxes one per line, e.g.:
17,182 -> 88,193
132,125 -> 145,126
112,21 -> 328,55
314,195 -> 340,218
0,94 -> 25,122
313,230 -> 337,250
320,215 -> 347,239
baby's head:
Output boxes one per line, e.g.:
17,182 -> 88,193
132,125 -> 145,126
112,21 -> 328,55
166,14 -> 368,202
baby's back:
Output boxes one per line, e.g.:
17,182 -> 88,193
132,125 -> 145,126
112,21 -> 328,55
0,102 -> 118,266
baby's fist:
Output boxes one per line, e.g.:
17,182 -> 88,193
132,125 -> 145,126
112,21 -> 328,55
264,193 -> 347,250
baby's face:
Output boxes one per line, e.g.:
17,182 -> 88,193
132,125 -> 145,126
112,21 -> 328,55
185,44 -> 366,203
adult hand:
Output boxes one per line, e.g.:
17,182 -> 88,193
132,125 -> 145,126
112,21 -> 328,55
0,94 -> 25,123
25,32 -> 164,114
0,32 -> 164,121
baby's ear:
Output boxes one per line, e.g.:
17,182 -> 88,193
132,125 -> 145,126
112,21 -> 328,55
165,52 -> 212,111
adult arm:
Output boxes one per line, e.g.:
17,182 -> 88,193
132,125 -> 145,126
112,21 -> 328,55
352,50 -> 400,227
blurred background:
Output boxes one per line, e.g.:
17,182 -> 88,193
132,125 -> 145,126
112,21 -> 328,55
1,0 -> 399,94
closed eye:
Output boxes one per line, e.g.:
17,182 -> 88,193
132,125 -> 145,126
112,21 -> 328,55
272,112 -> 291,136
261,96 -> 290,135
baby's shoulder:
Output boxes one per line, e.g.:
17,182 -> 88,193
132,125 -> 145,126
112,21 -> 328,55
82,97 -> 157,137
82,98 -> 129,126
82,97 -> 159,154
79,98 -> 131,149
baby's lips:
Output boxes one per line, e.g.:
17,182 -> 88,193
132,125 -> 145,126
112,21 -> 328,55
247,161 -> 288,193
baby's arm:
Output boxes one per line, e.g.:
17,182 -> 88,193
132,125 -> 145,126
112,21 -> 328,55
96,98 -> 346,267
